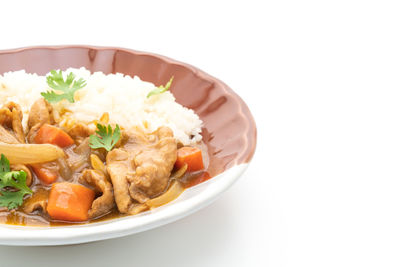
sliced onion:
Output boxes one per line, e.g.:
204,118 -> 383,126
57,157 -> 72,180
100,112 -> 109,124
146,180 -> 184,208
171,163 -> 188,180
68,138 -> 90,172
90,154 -> 107,176
0,142 -> 65,164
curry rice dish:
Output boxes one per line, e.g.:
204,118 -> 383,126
0,68 -> 209,226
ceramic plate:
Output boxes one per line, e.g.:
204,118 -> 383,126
0,45 -> 256,245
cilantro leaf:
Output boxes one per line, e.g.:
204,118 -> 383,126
0,154 -> 10,173
0,190 -> 27,210
147,76 -> 174,98
41,70 -> 87,103
0,154 -> 32,210
89,124 -> 121,152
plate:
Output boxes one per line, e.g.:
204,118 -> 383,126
0,45 -> 256,245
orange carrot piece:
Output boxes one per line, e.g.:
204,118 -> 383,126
175,147 -> 204,172
34,124 -> 74,148
47,182 -> 95,222
31,164 -> 58,184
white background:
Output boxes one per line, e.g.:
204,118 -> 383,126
0,0 -> 399,266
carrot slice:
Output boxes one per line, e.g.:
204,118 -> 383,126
47,182 -> 95,222
31,164 -> 58,184
175,147 -> 204,172
34,124 -> 74,148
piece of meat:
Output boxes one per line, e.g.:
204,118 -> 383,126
67,123 -> 94,145
7,103 -> 24,143
27,99 -> 54,143
0,125 -> 19,143
80,169 -> 115,218
106,126 -> 177,215
0,107 -> 12,126
27,98 -> 54,129
0,102 -> 25,143
22,188 -> 49,214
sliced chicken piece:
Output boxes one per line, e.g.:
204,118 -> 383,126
0,107 -> 12,126
67,123 -> 94,145
22,188 -> 49,213
27,98 -> 54,129
6,102 -> 24,143
80,169 -> 115,218
0,102 -> 25,143
106,126 -> 177,215
0,125 -> 19,143
27,99 -> 54,143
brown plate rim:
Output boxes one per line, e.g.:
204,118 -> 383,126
0,44 -> 257,166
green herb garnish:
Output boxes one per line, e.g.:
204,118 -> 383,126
89,124 -> 121,152
41,70 -> 86,103
0,154 -> 32,210
147,76 -> 174,98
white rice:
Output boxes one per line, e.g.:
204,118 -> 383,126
0,67 -> 202,145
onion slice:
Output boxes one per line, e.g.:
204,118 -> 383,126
90,154 -> 107,176
0,142 -> 65,164
146,180 -> 184,208
171,163 -> 187,180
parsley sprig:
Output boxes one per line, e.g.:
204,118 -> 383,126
89,124 -> 121,152
0,154 -> 32,210
147,76 -> 174,98
41,70 -> 87,103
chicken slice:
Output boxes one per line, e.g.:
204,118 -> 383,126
22,188 -> 49,213
80,169 -> 115,218
67,123 -> 95,145
27,98 -> 54,143
27,98 -> 54,129
0,102 -> 25,143
106,126 -> 177,215
7,102 -> 24,143
0,125 -> 19,144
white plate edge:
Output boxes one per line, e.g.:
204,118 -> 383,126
0,163 -> 249,246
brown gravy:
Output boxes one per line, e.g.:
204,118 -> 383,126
0,143 -> 211,227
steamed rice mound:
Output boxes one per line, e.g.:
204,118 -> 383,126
0,68 -> 202,145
